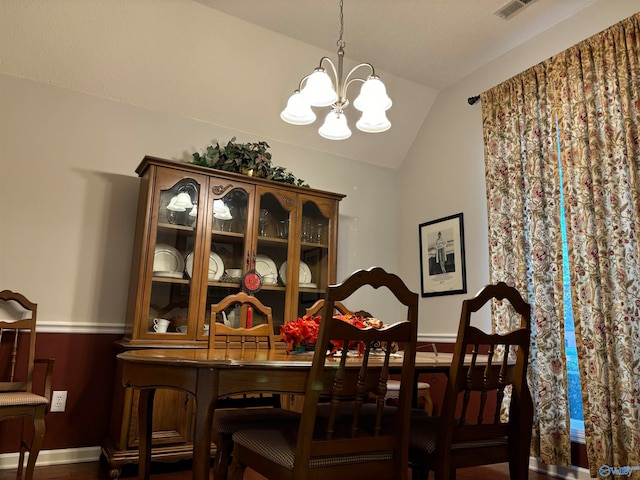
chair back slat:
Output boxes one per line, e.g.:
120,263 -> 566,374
11,331 -> 19,383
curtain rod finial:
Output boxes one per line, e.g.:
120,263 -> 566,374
468,95 -> 480,106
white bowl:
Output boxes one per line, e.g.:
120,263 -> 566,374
226,269 -> 242,278
262,274 -> 278,285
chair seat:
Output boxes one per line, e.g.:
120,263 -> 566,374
232,428 -> 394,470
385,379 -> 432,415
213,407 -> 300,434
409,416 -> 509,455
216,403 -> 392,434
0,392 -> 49,407
409,416 -> 439,453
385,379 -> 429,398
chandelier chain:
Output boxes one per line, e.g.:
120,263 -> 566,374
337,0 -> 345,48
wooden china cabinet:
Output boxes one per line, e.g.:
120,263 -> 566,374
101,156 -> 345,478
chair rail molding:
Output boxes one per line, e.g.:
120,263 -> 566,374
36,321 -> 124,334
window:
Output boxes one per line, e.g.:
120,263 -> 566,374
558,140 -> 585,443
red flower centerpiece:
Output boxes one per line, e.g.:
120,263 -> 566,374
280,312 -> 388,353
280,315 -> 321,352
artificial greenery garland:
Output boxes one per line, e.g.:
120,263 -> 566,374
191,137 -> 309,187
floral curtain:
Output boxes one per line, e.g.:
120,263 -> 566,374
481,13 -> 640,478
482,63 -> 571,466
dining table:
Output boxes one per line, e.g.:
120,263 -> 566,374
118,348 -> 454,480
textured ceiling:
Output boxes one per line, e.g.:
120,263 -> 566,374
195,0 -> 597,89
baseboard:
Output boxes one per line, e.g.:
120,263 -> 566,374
1,447 -> 594,479
0,446 -> 101,470
417,333 -> 457,343
530,458 -> 593,479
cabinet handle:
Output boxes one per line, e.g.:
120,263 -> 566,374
184,394 -> 189,409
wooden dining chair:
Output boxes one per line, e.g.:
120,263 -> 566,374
229,266 -> 419,480
408,281 -> 532,480
209,292 -> 299,480
0,290 -> 55,480
209,291 -> 276,352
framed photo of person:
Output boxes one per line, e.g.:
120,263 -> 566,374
419,213 -> 467,297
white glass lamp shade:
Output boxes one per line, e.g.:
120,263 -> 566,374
213,199 -> 225,213
318,110 -> 352,140
300,69 -> 338,107
167,194 -> 188,212
281,92 -> 316,125
213,200 -> 232,220
172,192 -> 194,210
356,109 -> 391,133
353,77 -> 392,112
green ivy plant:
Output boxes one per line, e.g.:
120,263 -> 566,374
191,137 -> 309,187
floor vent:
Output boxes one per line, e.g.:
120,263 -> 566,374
494,0 -> 535,20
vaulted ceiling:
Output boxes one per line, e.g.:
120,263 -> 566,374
196,0 -> 597,89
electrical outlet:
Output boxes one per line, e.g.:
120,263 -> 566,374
50,390 -> 67,413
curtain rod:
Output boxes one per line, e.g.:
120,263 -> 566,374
468,95 -> 480,105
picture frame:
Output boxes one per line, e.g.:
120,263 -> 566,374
418,213 -> 467,297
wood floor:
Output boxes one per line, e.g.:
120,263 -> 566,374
0,460 -> 557,480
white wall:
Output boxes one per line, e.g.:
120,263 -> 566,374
0,0 -> 438,332
398,0 -> 640,340
1,0 -> 637,338
0,72 -> 403,331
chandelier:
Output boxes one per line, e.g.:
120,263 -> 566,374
280,0 -> 392,140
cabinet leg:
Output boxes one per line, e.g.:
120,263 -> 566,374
138,388 -> 156,480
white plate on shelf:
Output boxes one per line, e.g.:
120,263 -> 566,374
279,261 -> 312,285
255,254 -> 278,285
299,261 -> 312,284
278,261 -> 288,285
299,283 -> 317,289
184,251 -> 224,281
153,244 -> 184,275
154,271 -> 184,279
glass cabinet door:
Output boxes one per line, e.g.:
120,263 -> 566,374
201,182 -> 256,339
140,172 -> 206,340
294,195 -> 336,319
253,186 -> 297,335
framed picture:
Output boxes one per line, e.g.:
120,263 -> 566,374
419,213 -> 467,297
